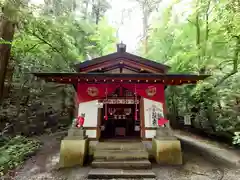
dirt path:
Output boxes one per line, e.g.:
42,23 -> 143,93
3,132 -> 240,180
4,132 -> 89,180
153,150 -> 240,180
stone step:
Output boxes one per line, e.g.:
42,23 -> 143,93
93,150 -> 149,161
94,149 -> 146,153
92,160 -> 151,169
88,179 -> 156,180
87,168 -> 156,179
95,142 -> 146,151
88,179 -> 155,180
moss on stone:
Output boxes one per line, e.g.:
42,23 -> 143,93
59,139 -> 88,168
152,138 -> 182,165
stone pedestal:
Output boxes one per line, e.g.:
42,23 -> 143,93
66,127 -> 87,139
152,127 -> 182,165
59,127 -> 89,168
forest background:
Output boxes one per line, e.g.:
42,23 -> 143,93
0,0 -> 239,175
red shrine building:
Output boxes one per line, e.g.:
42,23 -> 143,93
34,43 -> 209,141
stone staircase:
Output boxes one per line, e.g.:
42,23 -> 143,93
87,141 -> 156,179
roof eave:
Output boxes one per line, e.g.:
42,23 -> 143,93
74,52 -> 170,72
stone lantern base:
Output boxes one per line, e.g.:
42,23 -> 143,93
59,127 -> 89,168
152,127 -> 182,165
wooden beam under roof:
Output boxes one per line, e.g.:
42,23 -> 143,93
92,63 -> 148,73
79,58 -> 165,73
32,72 -> 210,85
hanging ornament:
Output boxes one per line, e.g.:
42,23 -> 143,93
158,117 -> 169,127
104,87 -> 108,120
76,113 -> 85,129
124,108 -> 131,115
108,108 -> 116,115
134,84 -> 138,121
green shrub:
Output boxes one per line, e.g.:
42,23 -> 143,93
233,132 -> 240,146
0,136 -> 10,147
0,136 -> 41,176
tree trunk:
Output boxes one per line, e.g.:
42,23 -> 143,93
195,0 -> 201,59
83,0 -> 89,19
203,0 -> 211,57
142,10 -> 149,54
92,0 -> 101,25
3,61 -> 14,98
0,15 -> 15,102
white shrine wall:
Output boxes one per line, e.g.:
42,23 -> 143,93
143,98 -> 164,139
78,100 -> 98,138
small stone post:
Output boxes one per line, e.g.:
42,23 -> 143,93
59,118 -> 89,168
152,126 -> 182,165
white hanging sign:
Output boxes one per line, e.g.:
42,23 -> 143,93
146,101 -> 164,127
184,115 -> 191,125
103,99 -> 139,104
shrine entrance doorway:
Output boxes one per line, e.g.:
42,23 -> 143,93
99,87 -> 141,140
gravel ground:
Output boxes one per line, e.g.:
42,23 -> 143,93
3,133 -> 240,180
152,151 -> 240,180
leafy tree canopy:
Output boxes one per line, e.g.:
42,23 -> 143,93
138,0 -> 240,138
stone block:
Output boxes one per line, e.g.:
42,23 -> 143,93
87,169 -> 156,179
59,138 -> 89,168
94,150 -> 148,161
152,138 -> 182,165
155,126 -> 175,138
67,128 -> 86,137
91,160 -> 151,169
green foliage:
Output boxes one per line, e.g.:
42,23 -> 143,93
12,15 -> 117,73
0,136 -> 41,176
233,132 -> 240,146
141,0 -> 240,144
88,17 -> 118,56
8,0 -> 118,76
